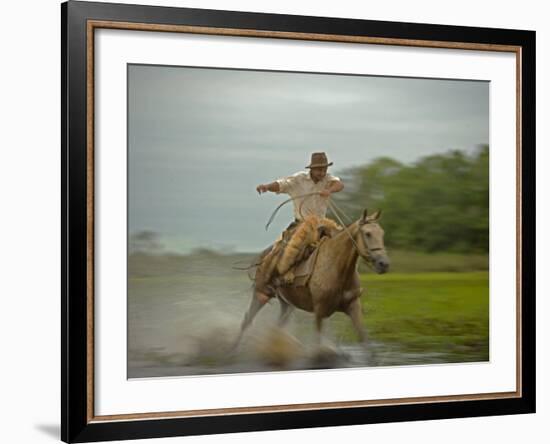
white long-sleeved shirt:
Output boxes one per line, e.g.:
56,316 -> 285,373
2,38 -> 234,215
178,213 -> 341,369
276,170 -> 341,220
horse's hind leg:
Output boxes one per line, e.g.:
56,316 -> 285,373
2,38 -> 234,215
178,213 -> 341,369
232,290 -> 270,351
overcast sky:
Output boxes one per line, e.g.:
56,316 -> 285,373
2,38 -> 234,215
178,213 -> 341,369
128,64 -> 489,253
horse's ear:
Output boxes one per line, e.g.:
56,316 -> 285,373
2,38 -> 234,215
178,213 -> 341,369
368,209 -> 382,221
360,209 -> 368,224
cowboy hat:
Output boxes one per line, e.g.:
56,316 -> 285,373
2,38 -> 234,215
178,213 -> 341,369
305,152 -> 333,169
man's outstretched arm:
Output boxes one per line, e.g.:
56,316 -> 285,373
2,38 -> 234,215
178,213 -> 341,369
256,181 -> 280,194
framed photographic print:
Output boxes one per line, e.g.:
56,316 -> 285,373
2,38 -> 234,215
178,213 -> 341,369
61,1 -> 535,442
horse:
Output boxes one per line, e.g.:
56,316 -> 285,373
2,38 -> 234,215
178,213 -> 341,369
234,209 -> 390,350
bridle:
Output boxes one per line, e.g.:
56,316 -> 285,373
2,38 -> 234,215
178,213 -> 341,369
326,199 -> 385,267
355,222 -> 385,269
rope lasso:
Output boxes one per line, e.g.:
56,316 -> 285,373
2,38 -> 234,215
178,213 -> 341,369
234,193 -> 377,279
264,191 -> 362,254
264,192 -> 321,231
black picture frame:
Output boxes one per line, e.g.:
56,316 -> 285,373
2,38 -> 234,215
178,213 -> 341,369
61,1 -> 536,442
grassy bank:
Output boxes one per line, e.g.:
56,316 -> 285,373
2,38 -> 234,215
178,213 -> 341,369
333,271 -> 489,363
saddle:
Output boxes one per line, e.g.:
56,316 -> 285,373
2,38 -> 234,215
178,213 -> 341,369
254,216 -> 339,293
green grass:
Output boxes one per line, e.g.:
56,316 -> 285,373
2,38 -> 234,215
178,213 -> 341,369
333,271 -> 489,363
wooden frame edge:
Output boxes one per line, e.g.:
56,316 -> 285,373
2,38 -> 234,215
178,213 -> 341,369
89,19 -> 521,52
90,391 -> 520,423
80,14 -> 528,429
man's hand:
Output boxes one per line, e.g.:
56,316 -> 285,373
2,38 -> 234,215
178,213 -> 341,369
256,181 -> 280,194
256,184 -> 269,194
320,180 -> 344,198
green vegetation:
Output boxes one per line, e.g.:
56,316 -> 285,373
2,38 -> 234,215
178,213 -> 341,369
333,272 -> 489,363
334,146 -> 489,253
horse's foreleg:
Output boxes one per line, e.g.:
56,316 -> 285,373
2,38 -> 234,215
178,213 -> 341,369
232,290 -> 270,351
277,297 -> 294,327
345,297 -> 368,348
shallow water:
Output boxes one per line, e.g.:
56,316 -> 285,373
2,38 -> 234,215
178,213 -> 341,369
127,253 -> 469,379
128,340 -> 452,379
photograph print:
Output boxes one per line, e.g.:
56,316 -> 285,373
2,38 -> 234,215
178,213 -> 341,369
127,64 -> 489,379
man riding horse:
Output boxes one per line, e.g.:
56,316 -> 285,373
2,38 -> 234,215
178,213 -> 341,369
232,153 -> 389,351
254,152 -> 344,302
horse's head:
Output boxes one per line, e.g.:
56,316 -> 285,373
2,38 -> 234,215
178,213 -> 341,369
355,209 -> 390,274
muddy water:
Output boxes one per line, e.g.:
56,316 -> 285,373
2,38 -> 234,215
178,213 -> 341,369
128,254 -> 450,379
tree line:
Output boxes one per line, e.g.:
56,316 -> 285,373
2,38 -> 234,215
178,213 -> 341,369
333,145 -> 489,253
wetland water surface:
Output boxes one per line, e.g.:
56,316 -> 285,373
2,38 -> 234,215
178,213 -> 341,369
128,253 -> 487,378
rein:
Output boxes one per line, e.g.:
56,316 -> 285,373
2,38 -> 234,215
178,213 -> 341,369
264,192 -> 321,231
326,199 -> 361,253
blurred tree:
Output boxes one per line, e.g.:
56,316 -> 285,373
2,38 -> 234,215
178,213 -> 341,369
129,230 -> 164,254
333,146 -> 489,253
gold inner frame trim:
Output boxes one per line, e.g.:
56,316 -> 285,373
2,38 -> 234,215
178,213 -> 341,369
86,19 -> 523,423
